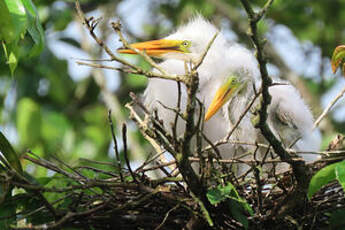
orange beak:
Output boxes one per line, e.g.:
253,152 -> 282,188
205,76 -> 242,121
117,39 -> 190,57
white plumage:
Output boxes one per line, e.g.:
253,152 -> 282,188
119,16 -> 321,175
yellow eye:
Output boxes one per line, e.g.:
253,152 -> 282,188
179,40 -> 191,53
182,40 -> 191,47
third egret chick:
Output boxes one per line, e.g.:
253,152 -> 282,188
206,73 -> 322,172
266,82 -> 321,162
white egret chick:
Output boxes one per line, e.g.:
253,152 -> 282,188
205,73 -> 322,168
266,83 -> 321,162
118,16 -> 321,175
118,16 -> 259,168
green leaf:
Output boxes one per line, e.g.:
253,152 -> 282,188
207,186 -> 225,205
2,41 -> 19,76
331,45 -> 345,76
0,0 -> 44,74
0,132 -> 23,174
17,98 -> 42,147
229,200 -> 249,230
2,0 -> 28,43
336,161 -> 345,192
0,1 -> 16,42
207,183 -> 234,205
8,48 -> 18,75
41,110 -> 70,148
207,183 -> 252,229
308,161 -> 344,199
21,0 -> 45,56
207,183 -> 252,213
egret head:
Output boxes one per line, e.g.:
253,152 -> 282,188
204,75 -> 248,121
117,16 -> 226,63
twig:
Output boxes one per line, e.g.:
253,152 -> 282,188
111,21 -> 168,75
226,89 -> 261,140
313,84 -> 345,129
173,82 -> 182,141
122,123 -> 137,183
255,0 -> 275,22
129,93 -> 177,171
154,204 -> 181,230
108,110 -> 124,182
239,0 -> 309,189
77,61 -> 122,71
24,153 -> 81,181
75,1 -> 186,82
192,32 -> 219,70
12,202 -> 109,230
135,150 -> 167,173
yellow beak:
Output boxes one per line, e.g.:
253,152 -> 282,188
205,77 -> 241,121
117,39 -> 190,57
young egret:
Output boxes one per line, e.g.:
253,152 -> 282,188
206,75 -> 322,173
118,16 -> 321,174
118,17 -> 260,168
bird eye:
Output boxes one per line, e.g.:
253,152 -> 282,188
182,40 -> 190,47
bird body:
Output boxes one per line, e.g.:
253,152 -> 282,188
266,83 -> 321,162
118,16 -> 321,175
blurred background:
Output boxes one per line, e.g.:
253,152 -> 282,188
1,0 -> 345,177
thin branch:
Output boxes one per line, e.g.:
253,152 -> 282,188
75,1 -> 186,82
154,204 -> 180,230
192,32 -> 219,70
313,84 -> 345,129
173,82 -> 182,141
239,0 -> 309,190
108,110 -> 124,182
255,0 -> 275,22
111,21 -> 168,75
122,123 -> 138,183
226,89 -> 261,140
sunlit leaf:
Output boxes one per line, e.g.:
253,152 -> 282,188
335,161 -> 345,192
41,110 -> 70,149
1,0 -> 27,74
0,132 -> 23,174
0,0 -> 44,74
84,125 -> 108,150
0,1 -> 16,42
207,186 -> 225,205
308,161 -> 343,199
207,182 -> 253,214
2,41 -> 20,76
207,183 -> 252,229
331,45 -> 345,76
82,105 -> 107,125
17,98 -> 42,147
3,0 -> 28,43
8,49 -> 18,75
